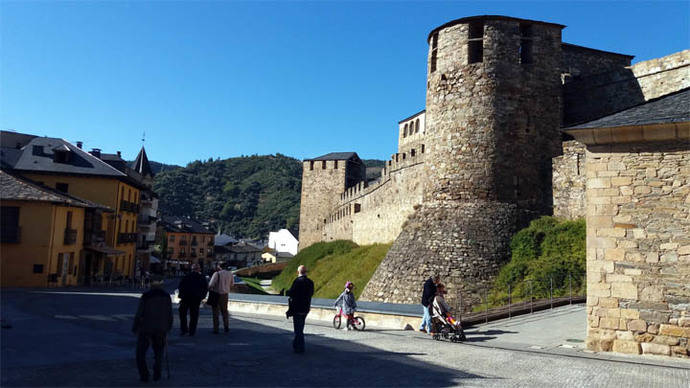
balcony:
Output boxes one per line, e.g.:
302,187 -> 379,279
117,232 -> 137,244
64,228 -> 78,245
83,229 -> 106,246
1,226 -> 20,243
119,200 -> 140,214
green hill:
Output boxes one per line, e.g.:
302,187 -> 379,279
153,154 -> 302,239
485,216 -> 586,309
272,240 -> 391,299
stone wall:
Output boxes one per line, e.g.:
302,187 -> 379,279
298,160 -> 347,249
584,141 -> 690,358
323,150 -> 425,245
362,17 -> 564,311
552,140 -> 586,219
398,112 -> 426,155
561,43 -> 632,80
564,50 -> 690,126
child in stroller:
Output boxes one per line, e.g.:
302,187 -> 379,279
431,284 -> 466,342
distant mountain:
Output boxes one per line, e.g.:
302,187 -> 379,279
361,159 -> 386,167
127,160 -> 181,174
151,156 -> 387,239
152,154 -> 302,239
362,159 -> 386,182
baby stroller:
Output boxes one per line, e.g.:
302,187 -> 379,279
431,304 -> 466,343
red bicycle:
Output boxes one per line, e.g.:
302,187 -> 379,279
332,308 -> 365,331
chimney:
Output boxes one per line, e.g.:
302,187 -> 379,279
76,141 -> 83,149
117,151 -> 121,158
90,148 -> 101,158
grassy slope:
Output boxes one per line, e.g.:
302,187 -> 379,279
482,216 -> 586,309
310,243 -> 392,299
271,240 -> 391,299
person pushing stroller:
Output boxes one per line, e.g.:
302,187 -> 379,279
334,281 -> 357,330
431,284 -> 466,342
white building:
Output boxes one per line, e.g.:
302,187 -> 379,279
268,229 -> 298,256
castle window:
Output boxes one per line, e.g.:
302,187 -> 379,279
519,24 -> 533,64
403,124 -> 408,137
421,144 -> 425,153
322,160 -> 326,169
415,119 -> 420,133
402,153 -> 406,160
334,160 -> 338,169
411,149 -> 416,157
430,33 -> 438,73
468,22 -> 484,64
354,203 -> 361,213
310,161 -> 314,170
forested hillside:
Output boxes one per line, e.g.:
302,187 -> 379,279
153,154 -> 302,239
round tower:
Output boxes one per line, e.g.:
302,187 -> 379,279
362,16 -> 565,312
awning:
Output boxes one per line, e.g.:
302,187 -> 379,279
85,246 -> 126,256
149,256 -> 161,264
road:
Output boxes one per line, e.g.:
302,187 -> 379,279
1,287 -> 689,387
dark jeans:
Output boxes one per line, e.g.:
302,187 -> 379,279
179,298 -> 201,335
292,313 -> 306,352
212,293 -> 229,332
136,332 -> 166,380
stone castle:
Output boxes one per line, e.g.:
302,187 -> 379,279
298,16 -> 690,357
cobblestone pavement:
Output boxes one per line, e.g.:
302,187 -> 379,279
1,289 -> 688,387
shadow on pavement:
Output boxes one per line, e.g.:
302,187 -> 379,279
2,291 -> 486,387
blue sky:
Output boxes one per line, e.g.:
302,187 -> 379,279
1,1 -> 688,166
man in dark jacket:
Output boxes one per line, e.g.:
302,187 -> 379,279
286,265 -> 314,353
133,280 -> 173,382
420,275 -> 440,333
178,264 -> 208,336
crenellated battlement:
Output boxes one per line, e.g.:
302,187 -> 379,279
299,15 -> 690,336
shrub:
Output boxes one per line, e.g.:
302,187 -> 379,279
487,216 -> 585,308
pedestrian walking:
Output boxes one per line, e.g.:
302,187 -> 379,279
419,274 -> 440,334
132,280 -> 173,382
208,263 -> 234,334
286,265 -> 314,353
178,264 -> 208,336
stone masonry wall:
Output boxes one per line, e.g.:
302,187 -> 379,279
585,141 -> 690,358
564,50 -> 690,126
323,150 -> 425,245
561,43 -> 632,80
362,18 -> 564,311
298,160 -> 347,249
552,140 -> 586,219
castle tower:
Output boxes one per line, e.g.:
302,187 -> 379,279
298,152 -> 365,249
362,16 -> 565,311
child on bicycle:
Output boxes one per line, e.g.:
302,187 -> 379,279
334,281 -> 357,329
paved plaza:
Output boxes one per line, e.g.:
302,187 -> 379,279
1,288 -> 689,387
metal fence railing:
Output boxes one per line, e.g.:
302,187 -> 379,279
459,273 -> 586,324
